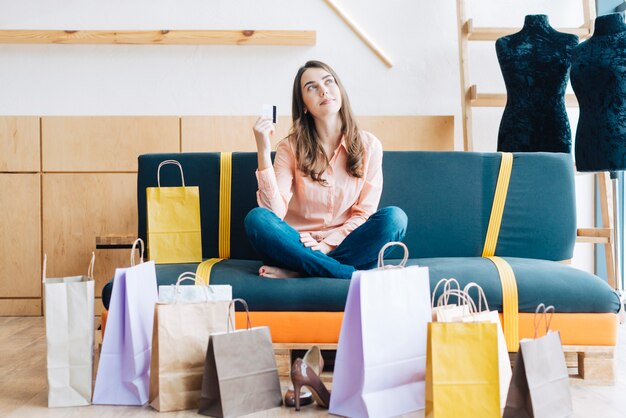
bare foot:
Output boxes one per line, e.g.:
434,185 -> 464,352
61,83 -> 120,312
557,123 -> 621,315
259,265 -> 300,278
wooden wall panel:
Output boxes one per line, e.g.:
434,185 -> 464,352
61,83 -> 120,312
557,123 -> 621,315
0,299 -> 41,316
42,174 -> 137,293
182,116 -> 292,152
0,117 -> 40,172
182,115 -> 455,152
0,174 -> 41,297
357,116 -> 454,150
42,117 -> 180,172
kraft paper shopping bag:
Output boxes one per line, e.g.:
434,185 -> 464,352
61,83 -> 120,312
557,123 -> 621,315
93,239 -> 158,405
330,242 -> 432,418
504,304 -> 573,418
146,159 -> 202,264
426,321 -> 500,418
149,273 -> 232,412
463,283 -> 513,411
199,299 -> 282,418
43,253 -> 95,408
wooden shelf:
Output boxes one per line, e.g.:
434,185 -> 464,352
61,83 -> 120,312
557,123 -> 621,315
464,19 -> 591,41
0,29 -> 316,45
468,85 -> 579,107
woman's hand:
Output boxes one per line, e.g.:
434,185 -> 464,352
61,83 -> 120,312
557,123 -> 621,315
300,233 -> 335,254
253,116 -> 275,171
253,116 -> 275,151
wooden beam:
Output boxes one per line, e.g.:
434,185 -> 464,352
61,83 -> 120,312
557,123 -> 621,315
577,228 -> 612,244
465,20 -> 591,41
457,0 -> 473,151
322,0 -> 393,68
0,30 -> 316,46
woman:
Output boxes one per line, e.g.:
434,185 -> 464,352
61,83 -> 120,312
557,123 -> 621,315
245,60 -> 407,279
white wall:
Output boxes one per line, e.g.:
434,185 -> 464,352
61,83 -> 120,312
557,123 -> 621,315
0,0 -> 594,272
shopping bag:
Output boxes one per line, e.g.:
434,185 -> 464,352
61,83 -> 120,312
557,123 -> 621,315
43,253 -> 95,408
93,239 -> 158,405
426,321 -> 501,418
149,273 -> 232,412
463,283 -> 512,411
504,304 -> 573,418
330,242 -> 432,418
199,298 -> 282,418
158,273 -> 231,304
146,159 -> 202,264
432,280 -> 475,322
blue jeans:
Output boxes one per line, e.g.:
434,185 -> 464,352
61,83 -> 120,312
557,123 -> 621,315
244,206 -> 408,279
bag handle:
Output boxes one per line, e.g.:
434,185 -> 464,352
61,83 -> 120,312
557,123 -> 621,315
377,241 -> 408,269
431,278 -> 460,309
42,252 -> 95,283
87,252 -> 95,279
170,272 -> 214,303
130,238 -> 144,266
157,159 -> 185,187
436,289 -> 477,313
463,282 -> 490,313
534,303 -> 555,338
227,298 -> 251,333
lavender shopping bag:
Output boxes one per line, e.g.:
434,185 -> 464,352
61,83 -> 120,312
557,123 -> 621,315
93,239 -> 158,405
329,242 -> 431,418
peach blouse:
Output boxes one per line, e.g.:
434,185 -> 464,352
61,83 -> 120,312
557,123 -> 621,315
255,131 -> 383,248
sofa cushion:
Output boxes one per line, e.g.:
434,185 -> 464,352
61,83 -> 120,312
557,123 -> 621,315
102,257 -> 620,314
137,152 -> 576,262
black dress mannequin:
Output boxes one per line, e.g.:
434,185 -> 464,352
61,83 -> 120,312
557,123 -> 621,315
571,13 -> 626,172
496,15 -> 579,153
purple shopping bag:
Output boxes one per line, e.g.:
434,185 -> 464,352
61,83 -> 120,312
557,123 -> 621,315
329,242 -> 431,418
93,239 -> 158,405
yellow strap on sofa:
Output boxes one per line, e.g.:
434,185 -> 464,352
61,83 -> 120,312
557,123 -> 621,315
219,152 -> 232,259
482,152 -> 513,257
196,258 -> 224,285
195,152 -> 232,285
482,152 -> 519,352
485,255 -> 519,352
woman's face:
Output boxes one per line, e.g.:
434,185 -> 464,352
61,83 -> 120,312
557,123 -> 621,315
300,67 -> 343,119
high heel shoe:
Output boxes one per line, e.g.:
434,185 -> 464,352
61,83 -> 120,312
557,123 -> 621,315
290,356 -> 331,411
284,346 -> 324,408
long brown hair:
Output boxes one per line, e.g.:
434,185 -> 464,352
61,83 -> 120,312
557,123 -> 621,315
289,60 -> 364,184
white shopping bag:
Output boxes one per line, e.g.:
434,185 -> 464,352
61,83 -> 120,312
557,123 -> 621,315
463,282 -> 512,411
93,239 -> 158,405
431,278 -> 472,322
43,253 -> 95,408
158,273 -> 231,304
330,242 -> 431,418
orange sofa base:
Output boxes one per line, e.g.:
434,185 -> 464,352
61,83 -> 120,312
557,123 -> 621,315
235,311 -> 619,346
101,310 -> 618,346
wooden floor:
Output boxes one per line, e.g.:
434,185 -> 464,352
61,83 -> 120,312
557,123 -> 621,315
1,317 -> 624,418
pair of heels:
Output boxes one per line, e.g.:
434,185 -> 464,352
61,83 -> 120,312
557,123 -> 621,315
283,346 -> 331,411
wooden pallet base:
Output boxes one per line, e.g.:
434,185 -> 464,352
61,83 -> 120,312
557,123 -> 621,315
511,345 -> 615,385
274,343 -> 615,386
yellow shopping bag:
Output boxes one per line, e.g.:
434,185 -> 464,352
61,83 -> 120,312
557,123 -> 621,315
146,160 -> 202,264
426,322 -> 500,418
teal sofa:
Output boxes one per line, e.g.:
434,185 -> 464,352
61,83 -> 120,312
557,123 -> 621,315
102,151 -> 620,379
